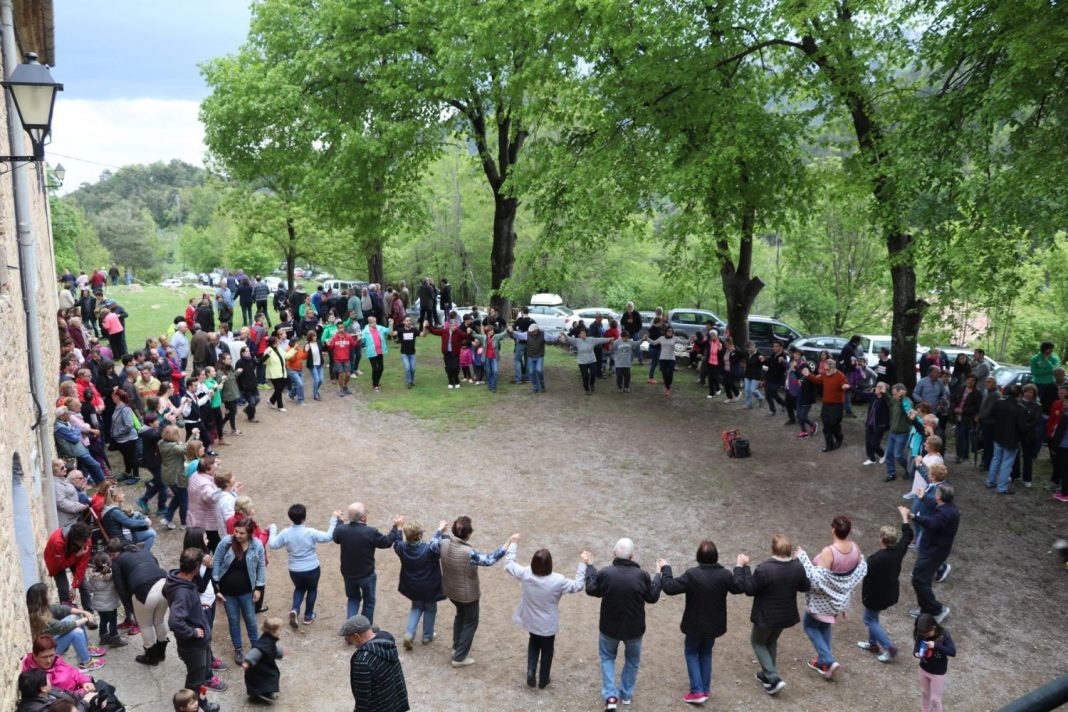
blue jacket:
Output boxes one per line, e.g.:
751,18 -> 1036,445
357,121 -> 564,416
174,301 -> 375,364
393,531 -> 445,602
361,325 -> 391,358
212,536 -> 267,590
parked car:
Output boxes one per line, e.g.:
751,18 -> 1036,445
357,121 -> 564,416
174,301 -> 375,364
747,315 -> 803,355
526,304 -> 572,332
316,272 -> 334,281
788,336 -> 850,364
992,365 -> 1033,393
262,276 -> 285,292
159,278 -> 183,289
180,271 -> 198,282
321,279 -> 368,296
564,308 -> 620,332
667,309 -> 726,340
934,346 -> 1000,373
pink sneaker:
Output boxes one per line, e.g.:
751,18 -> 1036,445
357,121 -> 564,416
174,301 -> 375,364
87,646 -> 107,658
79,658 -> 106,672
126,625 -> 140,636
1053,492 -> 1068,502
682,692 -> 709,704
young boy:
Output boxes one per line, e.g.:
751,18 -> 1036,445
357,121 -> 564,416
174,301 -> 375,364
858,507 -> 914,661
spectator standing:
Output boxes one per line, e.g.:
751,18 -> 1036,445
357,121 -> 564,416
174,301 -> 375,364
585,538 -> 662,711
986,386 -> 1026,494
340,614 -> 410,712
1030,341 -> 1061,415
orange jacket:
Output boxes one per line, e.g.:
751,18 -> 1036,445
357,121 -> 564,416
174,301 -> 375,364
807,370 -> 848,405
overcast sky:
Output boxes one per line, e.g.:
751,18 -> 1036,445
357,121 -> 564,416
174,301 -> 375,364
49,0 -> 251,192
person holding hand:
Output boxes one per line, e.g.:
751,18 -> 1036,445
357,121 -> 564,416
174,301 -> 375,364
267,505 -> 339,628
858,507 -> 914,663
164,548 -> 222,712
394,519 -> 449,650
657,541 -> 743,705
803,359 -> 851,452
504,538 -> 590,689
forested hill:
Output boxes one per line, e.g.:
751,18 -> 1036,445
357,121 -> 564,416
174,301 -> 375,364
68,160 -> 207,230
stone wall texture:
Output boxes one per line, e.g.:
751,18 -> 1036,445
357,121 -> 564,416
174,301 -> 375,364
0,4 -> 61,706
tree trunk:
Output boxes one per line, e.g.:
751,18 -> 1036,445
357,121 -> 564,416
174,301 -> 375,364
367,238 -> 384,285
888,232 -> 926,392
285,217 -> 297,291
719,199 -> 764,348
489,193 -> 518,315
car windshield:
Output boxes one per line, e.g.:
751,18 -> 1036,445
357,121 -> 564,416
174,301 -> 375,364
556,306 -> 573,315
992,367 -> 1020,387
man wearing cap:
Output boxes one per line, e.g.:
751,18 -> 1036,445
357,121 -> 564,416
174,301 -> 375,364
340,615 -> 410,712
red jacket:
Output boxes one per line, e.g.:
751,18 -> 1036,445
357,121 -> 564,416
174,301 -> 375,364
1047,400 -> 1065,440
427,322 -> 467,355
807,370 -> 848,405
185,304 -> 196,327
75,378 -> 104,410
43,528 -> 90,588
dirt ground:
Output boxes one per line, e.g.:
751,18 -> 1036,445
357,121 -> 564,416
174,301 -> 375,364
96,355 -> 1068,711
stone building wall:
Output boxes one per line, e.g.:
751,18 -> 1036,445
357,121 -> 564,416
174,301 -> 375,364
0,2 -> 60,707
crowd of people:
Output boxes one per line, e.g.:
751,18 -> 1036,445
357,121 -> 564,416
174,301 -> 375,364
29,269 -> 1068,711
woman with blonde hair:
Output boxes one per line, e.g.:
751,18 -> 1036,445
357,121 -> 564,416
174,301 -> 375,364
101,486 -> 156,552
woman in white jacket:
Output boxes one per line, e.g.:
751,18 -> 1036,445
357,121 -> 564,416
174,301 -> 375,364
504,541 -> 591,689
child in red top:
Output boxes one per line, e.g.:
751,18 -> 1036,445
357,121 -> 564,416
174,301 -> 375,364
327,330 -> 355,396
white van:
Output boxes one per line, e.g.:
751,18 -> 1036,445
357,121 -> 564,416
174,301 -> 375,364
322,279 -> 368,295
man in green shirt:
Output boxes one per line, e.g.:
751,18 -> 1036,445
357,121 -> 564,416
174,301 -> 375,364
1030,341 -> 1061,415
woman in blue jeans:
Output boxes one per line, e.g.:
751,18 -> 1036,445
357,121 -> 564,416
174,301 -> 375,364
394,519 -> 448,649
213,517 -> 267,665
267,504 -> 338,627
26,583 -> 105,672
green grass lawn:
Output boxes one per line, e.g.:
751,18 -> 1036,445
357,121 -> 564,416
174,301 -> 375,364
104,284 -> 208,349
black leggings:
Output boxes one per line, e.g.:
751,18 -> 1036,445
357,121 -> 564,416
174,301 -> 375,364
704,363 -> 721,395
369,355 -> 384,387
210,406 -> 225,441
579,363 -> 596,392
616,367 -> 631,390
659,360 -> 676,389
269,378 -> 286,407
527,633 -> 555,687
223,400 -> 238,432
444,353 -> 461,386
186,421 -> 212,448
723,376 -> 740,399
116,439 -> 139,477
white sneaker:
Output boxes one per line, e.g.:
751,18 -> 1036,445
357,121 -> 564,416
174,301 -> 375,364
1023,482 -> 1032,488
163,519 -> 176,530
879,455 -> 886,464
862,459 -> 876,466
451,657 -> 475,668
447,385 -> 454,389
278,407 -> 287,412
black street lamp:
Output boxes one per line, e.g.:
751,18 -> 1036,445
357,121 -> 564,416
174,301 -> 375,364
1,52 -> 62,162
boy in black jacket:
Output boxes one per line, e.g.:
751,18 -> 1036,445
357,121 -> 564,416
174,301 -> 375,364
858,507 -> 913,661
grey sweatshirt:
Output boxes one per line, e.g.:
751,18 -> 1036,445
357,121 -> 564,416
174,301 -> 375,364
611,339 -> 635,368
568,336 -> 610,365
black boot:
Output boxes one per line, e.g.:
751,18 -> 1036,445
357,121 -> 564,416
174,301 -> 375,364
135,645 -> 159,666
154,638 -> 169,661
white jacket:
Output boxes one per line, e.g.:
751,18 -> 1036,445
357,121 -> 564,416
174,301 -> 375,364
504,544 -> 586,636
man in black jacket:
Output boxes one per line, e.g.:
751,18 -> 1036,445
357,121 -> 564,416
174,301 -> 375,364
657,541 -> 743,705
986,387 -> 1026,494
417,278 -> 436,326
340,614 -> 410,712
620,302 -> 643,365
765,341 -> 789,418
236,278 -> 255,327
858,508 -> 913,661
733,533 -> 811,696
164,548 -> 221,712
586,538 -> 661,711
904,484 -> 960,622
333,503 -> 402,624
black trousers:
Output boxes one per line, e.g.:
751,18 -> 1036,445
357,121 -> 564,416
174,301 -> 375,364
616,367 -> 631,390
443,353 -> 461,386
223,400 -> 238,432
178,643 -> 211,690
766,383 -> 786,413
660,360 -> 676,389
241,389 -> 259,420
527,633 -> 555,687
911,555 -> 945,615
784,392 -> 797,422
723,376 -> 740,399
451,599 -> 479,662
865,427 -> 888,460
116,439 -> 139,477
703,363 -> 721,395
256,300 -> 270,326
369,355 -> 384,387
821,403 -> 844,448
579,363 -> 596,392
269,378 -> 286,408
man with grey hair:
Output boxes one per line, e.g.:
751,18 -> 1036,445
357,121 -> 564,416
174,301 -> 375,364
620,302 -> 643,366
586,538 -> 662,711
913,365 -> 949,413
333,503 -> 403,623
172,321 -> 190,369
803,358 -> 851,453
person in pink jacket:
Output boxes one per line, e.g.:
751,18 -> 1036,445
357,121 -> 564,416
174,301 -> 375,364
187,456 -> 223,551
21,634 -> 95,696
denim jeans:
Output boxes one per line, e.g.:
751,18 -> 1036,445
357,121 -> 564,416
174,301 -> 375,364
222,591 -> 259,651
513,342 -> 526,382
633,336 -> 644,365
131,527 -> 156,552
401,353 -> 417,385
54,616 -> 91,663
309,365 -> 323,398
142,463 -> 168,512
528,356 -> 545,392
683,634 -> 714,694
886,432 -> 910,477
599,633 -> 642,702
797,403 -> 815,431
288,370 -> 305,403
344,573 -> 377,623
648,345 -> 660,379
744,378 -> 765,407
955,422 -> 973,460
77,453 -> 105,485
164,486 -> 188,526
802,612 -> 835,666
987,443 -> 1019,492
863,607 -> 894,651
485,357 -> 499,391
406,599 -> 437,641
289,566 -> 320,619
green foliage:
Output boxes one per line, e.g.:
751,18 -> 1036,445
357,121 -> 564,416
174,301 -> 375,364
68,160 -> 207,229
50,196 -> 110,274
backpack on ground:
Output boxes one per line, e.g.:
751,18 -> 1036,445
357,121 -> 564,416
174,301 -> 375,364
722,429 -> 751,458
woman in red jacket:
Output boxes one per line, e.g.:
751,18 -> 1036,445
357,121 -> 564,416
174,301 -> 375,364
44,522 -> 94,612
